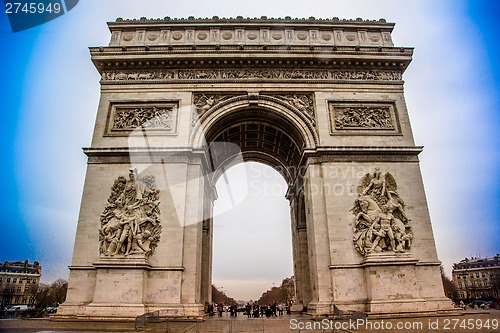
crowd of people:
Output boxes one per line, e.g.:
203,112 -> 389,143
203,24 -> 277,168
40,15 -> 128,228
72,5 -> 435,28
208,301 -> 292,318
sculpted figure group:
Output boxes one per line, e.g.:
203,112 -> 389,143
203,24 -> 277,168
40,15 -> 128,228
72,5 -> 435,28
99,169 -> 162,258
113,106 -> 174,130
102,69 -> 401,82
335,107 -> 394,129
352,168 -> 413,256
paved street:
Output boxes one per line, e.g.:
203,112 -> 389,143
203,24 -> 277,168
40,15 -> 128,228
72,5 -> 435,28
0,309 -> 498,333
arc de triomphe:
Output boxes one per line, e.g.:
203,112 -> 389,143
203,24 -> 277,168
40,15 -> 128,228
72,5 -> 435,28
58,17 -> 455,319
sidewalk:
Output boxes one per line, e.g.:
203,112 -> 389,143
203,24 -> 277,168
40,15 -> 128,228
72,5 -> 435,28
0,309 -> 498,333
198,310 -> 500,333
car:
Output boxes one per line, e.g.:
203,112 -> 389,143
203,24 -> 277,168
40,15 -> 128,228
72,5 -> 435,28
480,301 -> 492,309
468,300 -> 486,308
6,305 -> 30,312
46,306 -> 58,314
489,298 -> 500,310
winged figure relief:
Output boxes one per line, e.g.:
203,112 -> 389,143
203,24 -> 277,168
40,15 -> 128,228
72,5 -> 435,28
352,168 -> 413,256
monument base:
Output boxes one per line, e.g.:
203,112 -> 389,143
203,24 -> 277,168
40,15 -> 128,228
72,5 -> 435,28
320,253 -> 459,318
307,301 -> 334,316
55,304 -> 205,320
56,257 -> 205,320
363,253 -> 457,316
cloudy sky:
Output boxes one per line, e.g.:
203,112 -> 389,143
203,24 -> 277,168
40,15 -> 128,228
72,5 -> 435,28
1,1 -> 498,301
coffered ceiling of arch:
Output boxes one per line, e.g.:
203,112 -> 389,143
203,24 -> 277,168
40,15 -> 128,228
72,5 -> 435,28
204,109 -> 305,183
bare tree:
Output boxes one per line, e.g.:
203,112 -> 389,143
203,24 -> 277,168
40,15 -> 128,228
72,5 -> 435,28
257,276 -> 295,305
440,265 -> 458,300
211,285 -> 236,305
35,279 -> 68,309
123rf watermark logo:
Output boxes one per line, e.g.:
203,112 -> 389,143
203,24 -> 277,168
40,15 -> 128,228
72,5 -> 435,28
3,0 -> 79,32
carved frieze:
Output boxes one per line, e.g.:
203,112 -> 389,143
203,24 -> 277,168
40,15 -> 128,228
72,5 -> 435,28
178,68 -> 329,80
101,69 -> 402,83
351,169 -> 413,256
99,169 -> 162,258
330,70 -> 401,81
107,102 -> 178,136
329,101 -> 400,135
102,70 -> 175,81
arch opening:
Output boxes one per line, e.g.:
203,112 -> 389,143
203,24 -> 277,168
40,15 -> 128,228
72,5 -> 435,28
203,106 -> 308,185
199,104 -> 313,308
212,162 -> 294,301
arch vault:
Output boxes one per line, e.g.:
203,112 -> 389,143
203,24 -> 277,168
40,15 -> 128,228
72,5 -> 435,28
58,17 -> 456,319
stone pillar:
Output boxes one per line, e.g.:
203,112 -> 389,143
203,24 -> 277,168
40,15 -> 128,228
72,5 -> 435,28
200,191 -> 214,310
303,164 -> 334,315
290,192 -> 312,308
179,162 -> 206,316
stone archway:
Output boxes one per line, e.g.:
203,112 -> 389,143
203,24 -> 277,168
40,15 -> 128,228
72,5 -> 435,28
193,101 -> 317,311
57,17 -> 457,320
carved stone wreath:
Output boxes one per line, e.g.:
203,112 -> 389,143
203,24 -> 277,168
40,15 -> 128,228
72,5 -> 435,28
99,170 -> 162,258
351,168 -> 413,256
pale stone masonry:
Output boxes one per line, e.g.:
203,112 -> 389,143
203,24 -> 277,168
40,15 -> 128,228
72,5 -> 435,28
57,17 -> 456,320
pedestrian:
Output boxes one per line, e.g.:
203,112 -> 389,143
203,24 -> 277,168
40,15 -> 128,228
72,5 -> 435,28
271,302 -> 277,317
217,303 -> 223,317
277,303 -> 284,316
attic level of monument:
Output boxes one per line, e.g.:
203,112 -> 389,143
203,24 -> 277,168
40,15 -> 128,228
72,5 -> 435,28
104,18 -> 401,50
113,16 -> 394,25
108,16 -> 395,33
90,17 -> 412,84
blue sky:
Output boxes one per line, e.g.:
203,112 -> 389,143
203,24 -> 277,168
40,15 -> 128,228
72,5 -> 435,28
1,0 -> 499,299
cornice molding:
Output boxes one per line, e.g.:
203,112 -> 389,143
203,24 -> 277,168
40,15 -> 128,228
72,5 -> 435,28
111,16 -> 393,26
90,45 -> 412,79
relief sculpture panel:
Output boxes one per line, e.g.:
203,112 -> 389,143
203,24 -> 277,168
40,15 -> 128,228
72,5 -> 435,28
107,102 -> 178,136
193,94 -> 239,117
335,106 -> 394,130
99,169 -> 162,258
351,169 -> 413,256
329,102 -> 400,135
273,94 -> 315,125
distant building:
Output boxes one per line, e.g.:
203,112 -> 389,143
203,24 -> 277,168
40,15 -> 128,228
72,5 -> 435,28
0,260 -> 41,307
452,255 -> 500,300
